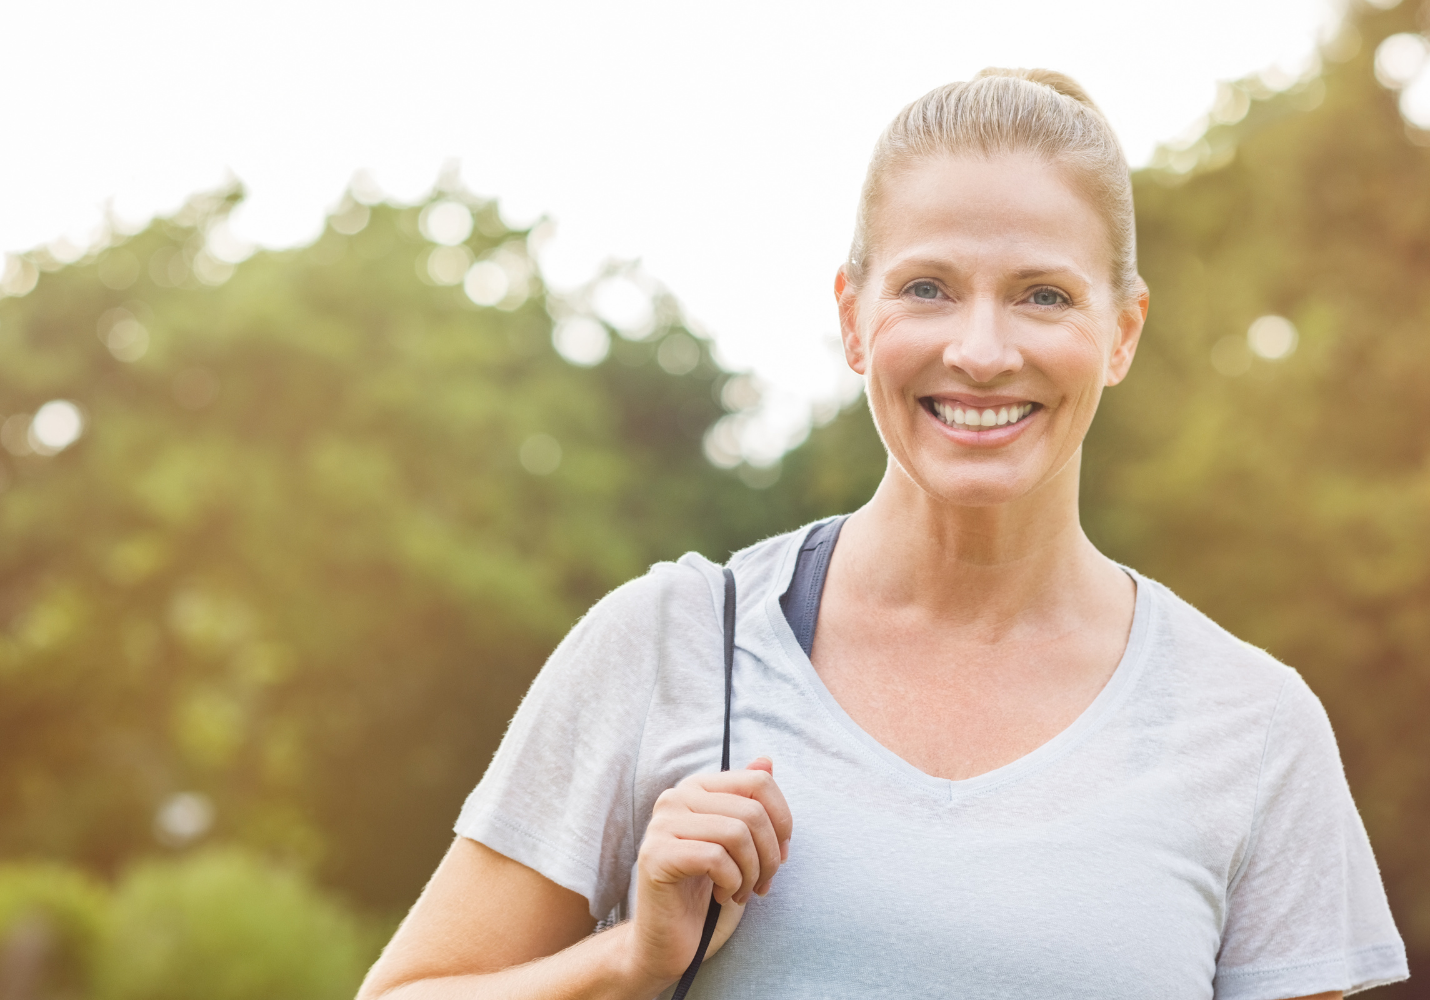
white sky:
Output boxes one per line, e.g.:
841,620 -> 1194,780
1,0 -> 1342,450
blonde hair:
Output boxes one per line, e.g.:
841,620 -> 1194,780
847,68 -> 1140,304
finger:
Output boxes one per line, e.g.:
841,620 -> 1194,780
681,788 -> 782,901
741,758 -> 790,865
648,837 -> 744,905
672,812 -> 762,902
694,766 -> 794,849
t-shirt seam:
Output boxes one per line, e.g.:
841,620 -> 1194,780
473,809 -> 602,880
1225,672 -> 1293,902
1215,940 -> 1404,978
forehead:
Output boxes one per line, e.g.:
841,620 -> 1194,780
869,153 -> 1110,280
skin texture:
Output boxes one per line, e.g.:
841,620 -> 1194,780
356,152 -> 1341,1000
821,151 -> 1146,781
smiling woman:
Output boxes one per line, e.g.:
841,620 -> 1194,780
357,70 -> 1407,1000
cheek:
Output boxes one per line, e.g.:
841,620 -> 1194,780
863,309 -> 943,388
1034,319 -> 1112,394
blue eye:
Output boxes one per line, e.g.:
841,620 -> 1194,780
909,281 -> 939,299
1030,288 -> 1064,306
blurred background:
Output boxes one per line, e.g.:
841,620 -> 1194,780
2,0 -> 1429,996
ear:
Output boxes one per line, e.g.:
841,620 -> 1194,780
1104,283 -> 1148,387
835,266 -> 868,376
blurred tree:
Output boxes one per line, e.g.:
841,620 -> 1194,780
99,848 -> 371,1000
0,185 -> 762,910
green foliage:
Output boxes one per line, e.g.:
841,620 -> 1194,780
0,186 -> 761,909
99,849 -> 369,1000
0,862 -> 109,998
0,852 -> 375,1000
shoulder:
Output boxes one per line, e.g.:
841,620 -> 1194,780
1133,570 -> 1298,708
565,524 -> 813,666
723,519 -> 832,607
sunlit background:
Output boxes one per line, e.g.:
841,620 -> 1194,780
7,0 -> 1420,457
3,0 -> 1430,996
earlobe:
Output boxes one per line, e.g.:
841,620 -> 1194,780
835,267 -> 867,375
1105,286 -> 1148,387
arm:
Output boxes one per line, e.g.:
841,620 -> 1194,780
357,837 -> 649,1000
358,759 -> 792,1000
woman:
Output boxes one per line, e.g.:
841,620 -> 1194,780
358,69 -> 1407,999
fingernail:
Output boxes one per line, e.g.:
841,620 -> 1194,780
756,880 -> 771,896
780,838 -> 790,862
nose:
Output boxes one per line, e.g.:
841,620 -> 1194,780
942,296 -> 1022,383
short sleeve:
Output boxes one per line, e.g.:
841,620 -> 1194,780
1214,674 -> 1409,998
454,562 -> 700,920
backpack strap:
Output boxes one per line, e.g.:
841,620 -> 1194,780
670,566 -> 736,1000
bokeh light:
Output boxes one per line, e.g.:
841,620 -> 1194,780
463,261 -> 508,307
1374,33 -> 1427,89
28,400 -> 84,455
518,433 -> 562,475
419,201 -> 474,246
205,221 -> 255,265
656,331 -> 700,375
329,199 -> 370,236
0,255 -> 38,297
552,316 -> 610,366
154,792 -> 215,848
1210,335 -> 1253,377
425,245 -> 473,286
1247,315 -> 1298,359
1,414 -> 33,456
98,308 -> 150,362
593,276 -> 654,340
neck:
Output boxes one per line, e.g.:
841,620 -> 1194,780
838,448 -> 1113,631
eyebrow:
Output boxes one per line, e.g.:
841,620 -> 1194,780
1012,266 -> 1085,281
888,258 -> 1089,283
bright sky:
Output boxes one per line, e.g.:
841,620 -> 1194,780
2,0 -> 1343,455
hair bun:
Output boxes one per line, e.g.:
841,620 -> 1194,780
973,67 -> 1099,111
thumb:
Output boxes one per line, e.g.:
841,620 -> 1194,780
745,756 -> 774,775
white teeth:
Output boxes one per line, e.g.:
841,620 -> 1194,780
932,401 -> 1036,429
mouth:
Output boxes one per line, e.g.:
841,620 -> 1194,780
922,398 -> 1040,431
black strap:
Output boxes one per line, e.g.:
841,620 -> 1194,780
670,566 -> 736,1000
779,516 -> 848,658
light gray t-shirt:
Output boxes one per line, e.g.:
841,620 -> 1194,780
456,521 -> 1408,999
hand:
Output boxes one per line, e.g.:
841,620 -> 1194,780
625,757 -> 793,986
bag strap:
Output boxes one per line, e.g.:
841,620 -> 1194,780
670,566 -> 736,1000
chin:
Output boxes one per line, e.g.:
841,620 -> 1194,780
904,462 -> 1036,508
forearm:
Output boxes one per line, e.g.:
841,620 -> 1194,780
363,922 -> 673,1000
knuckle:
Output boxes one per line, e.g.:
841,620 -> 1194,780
736,797 -> 766,824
